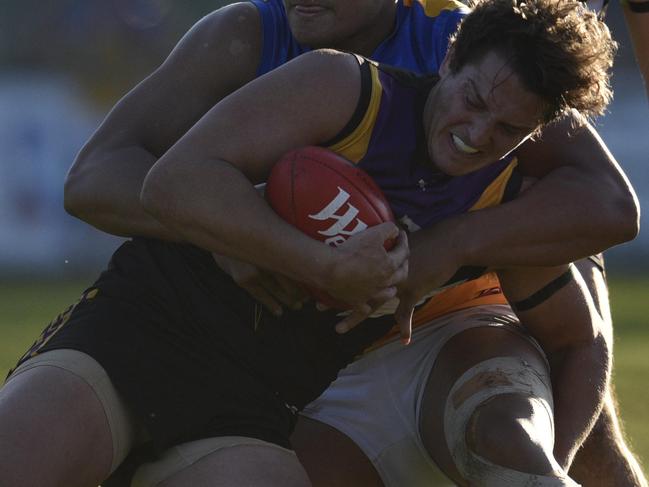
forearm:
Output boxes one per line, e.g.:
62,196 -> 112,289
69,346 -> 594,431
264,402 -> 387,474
141,156 -> 334,284
453,164 -> 638,268
549,336 -> 610,469
65,146 -> 180,240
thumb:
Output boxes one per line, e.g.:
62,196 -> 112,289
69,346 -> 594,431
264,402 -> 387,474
371,221 -> 400,242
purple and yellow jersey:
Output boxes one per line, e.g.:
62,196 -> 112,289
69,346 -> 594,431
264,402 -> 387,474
326,59 -> 517,339
250,0 -> 516,336
251,0 -> 467,76
327,61 -> 520,232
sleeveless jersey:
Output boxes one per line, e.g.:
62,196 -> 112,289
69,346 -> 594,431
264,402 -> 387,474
251,0 -> 606,79
251,0 -> 468,76
324,59 -> 520,340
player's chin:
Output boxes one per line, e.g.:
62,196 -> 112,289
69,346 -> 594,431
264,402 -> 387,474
432,147 -> 485,176
287,21 -> 337,47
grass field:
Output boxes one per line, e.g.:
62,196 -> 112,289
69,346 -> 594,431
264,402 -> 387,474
0,277 -> 648,474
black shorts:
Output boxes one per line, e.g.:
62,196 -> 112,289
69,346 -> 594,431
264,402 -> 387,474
10,238 -> 394,453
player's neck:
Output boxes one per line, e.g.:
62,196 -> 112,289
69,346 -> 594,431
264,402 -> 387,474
334,4 -> 397,56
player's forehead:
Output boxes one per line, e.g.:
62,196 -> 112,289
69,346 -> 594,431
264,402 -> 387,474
458,51 -> 544,128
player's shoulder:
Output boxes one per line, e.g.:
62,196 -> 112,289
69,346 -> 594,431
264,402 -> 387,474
290,50 -> 364,82
167,2 -> 262,84
187,2 -> 262,48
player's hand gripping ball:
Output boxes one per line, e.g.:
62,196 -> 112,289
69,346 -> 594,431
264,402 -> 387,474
266,146 -> 395,309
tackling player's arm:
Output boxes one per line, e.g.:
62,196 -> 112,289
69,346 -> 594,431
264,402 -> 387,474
445,114 -> 639,270
64,2 -> 262,240
497,264 -> 610,470
140,50 -> 409,310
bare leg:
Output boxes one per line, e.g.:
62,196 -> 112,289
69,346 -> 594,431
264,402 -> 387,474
571,258 -> 647,486
420,326 -> 566,486
570,388 -> 648,487
0,366 -> 113,487
292,416 -> 383,487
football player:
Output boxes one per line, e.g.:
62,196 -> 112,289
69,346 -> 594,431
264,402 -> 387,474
1,2 -> 643,487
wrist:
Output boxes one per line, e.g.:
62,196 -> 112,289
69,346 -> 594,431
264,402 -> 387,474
299,241 -> 339,289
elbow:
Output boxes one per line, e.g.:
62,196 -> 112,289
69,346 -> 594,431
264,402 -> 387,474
602,185 -> 640,245
139,165 -> 172,225
63,156 -> 91,219
63,175 -> 80,218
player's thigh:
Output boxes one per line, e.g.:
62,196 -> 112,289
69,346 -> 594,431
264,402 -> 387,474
292,415 -> 383,487
0,362 -> 113,487
419,325 -> 549,481
134,436 -> 311,487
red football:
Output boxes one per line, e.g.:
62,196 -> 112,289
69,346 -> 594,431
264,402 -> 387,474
266,146 -> 395,309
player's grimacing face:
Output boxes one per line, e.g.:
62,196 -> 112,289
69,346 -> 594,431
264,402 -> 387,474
424,51 -> 545,176
284,0 -> 396,54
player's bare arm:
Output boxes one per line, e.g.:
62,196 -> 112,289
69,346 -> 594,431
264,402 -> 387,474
141,50 -> 408,309
64,2 -> 262,239
426,118 -> 639,273
498,264 -> 610,469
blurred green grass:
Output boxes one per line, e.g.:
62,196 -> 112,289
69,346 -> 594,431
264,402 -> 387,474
0,277 -> 648,473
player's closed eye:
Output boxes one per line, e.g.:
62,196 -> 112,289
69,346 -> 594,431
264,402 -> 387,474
464,93 -> 484,110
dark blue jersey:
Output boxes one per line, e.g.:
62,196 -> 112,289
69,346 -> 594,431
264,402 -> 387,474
251,0 -> 467,76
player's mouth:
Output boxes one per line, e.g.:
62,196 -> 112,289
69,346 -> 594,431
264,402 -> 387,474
451,133 -> 479,154
290,3 -> 329,17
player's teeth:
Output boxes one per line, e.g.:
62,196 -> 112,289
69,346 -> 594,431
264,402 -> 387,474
452,134 -> 478,154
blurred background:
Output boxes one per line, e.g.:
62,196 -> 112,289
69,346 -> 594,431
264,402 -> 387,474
0,0 -> 647,477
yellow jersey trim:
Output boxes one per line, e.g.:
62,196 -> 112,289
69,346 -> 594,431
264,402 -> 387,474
327,64 -> 382,163
469,157 -> 518,211
404,0 -> 467,16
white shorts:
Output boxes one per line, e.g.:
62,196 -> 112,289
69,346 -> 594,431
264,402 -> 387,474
301,304 -> 540,487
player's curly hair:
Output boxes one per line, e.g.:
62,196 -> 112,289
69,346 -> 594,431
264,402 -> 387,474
448,0 -> 617,123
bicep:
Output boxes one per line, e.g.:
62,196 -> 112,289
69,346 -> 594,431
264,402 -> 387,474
162,50 -> 363,183
498,265 -> 602,353
82,4 -> 262,159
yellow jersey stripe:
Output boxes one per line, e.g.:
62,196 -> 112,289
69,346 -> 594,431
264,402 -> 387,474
404,0 -> 468,16
327,65 -> 383,163
469,157 -> 518,211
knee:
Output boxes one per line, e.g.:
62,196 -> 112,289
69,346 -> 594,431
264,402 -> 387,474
441,356 -> 577,485
467,393 -> 557,475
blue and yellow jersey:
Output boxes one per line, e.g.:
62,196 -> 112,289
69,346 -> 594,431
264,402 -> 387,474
251,0 -> 467,76
326,59 -> 517,339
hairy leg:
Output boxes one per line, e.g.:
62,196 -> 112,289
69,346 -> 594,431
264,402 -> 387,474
292,415 -> 383,487
0,366 -> 113,487
570,387 -> 648,487
571,258 -> 647,486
